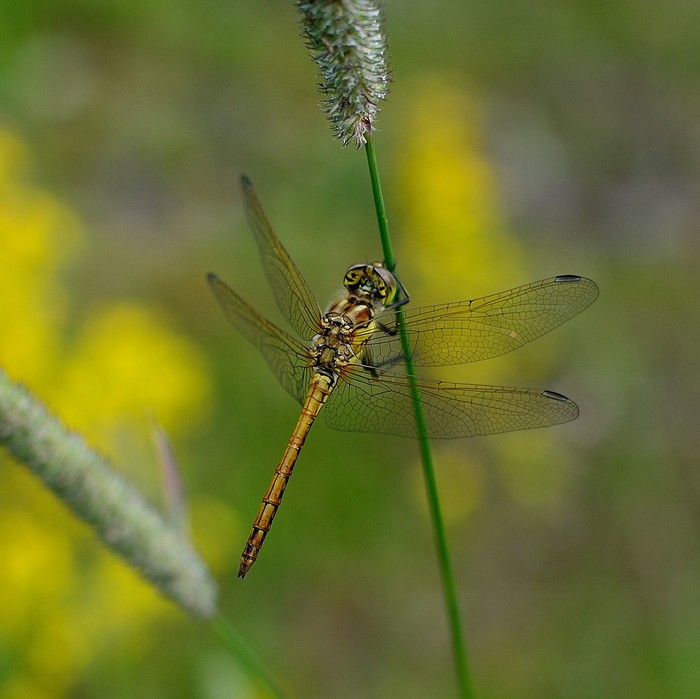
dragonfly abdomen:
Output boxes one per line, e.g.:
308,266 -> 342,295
238,373 -> 336,578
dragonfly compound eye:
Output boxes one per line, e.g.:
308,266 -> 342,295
343,263 -> 368,290
344,262 -> 398,306
372,265 -> 398,305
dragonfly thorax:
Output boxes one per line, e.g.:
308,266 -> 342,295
343,262 -> 398,307
310,302 -> 376,375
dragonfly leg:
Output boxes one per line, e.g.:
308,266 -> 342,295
377,277 -> 410,335
383,272 -> 410,310
360,345 -> 406,378
377,319 -> 398,336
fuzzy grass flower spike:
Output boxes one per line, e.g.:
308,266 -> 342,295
297,0 -> 391,147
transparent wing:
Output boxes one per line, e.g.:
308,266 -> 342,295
365,275 -> 599,367
241,175 -> 322,338
208,273 -> 312,404
323,365 -> 579,438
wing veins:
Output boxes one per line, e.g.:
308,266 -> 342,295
241,176 -> 321,337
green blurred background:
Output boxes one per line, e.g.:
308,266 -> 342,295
1,0 -> 699,697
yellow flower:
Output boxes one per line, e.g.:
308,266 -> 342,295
396,77 -> 527,306
0,126 -> 215,696
394,81 -> 575,519
0,127 -> 81,386
55,303 -> 211,452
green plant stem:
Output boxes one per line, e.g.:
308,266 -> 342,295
364,136 -> 474,699
365,137 -> 395,270
210,615 -> 288,698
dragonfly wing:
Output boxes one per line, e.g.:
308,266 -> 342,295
241,176 -> 322,337
365,275 -> 599,367
208,273 -> 311,404
324,366 -> 579,438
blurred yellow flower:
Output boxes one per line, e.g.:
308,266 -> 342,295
0,506 -> 73,635
0,126 -> 213,697
56,303 -> 211,451
394,81 -> 576,519
396,77 -> 527,304
0,127 -> 81,386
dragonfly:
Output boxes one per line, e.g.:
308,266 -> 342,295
208,176 -> 598,578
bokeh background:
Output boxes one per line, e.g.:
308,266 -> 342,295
1,0 -> 699,697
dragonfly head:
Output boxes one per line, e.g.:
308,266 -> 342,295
343,262 -> 398,307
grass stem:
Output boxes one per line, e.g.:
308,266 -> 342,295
364,136 -> 474,698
